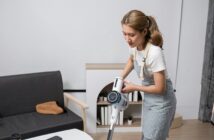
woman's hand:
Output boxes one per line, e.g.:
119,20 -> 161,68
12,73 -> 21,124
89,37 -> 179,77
122,80 -> 136,93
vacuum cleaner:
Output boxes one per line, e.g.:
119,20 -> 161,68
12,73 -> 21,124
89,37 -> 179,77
107,77 -> 128,140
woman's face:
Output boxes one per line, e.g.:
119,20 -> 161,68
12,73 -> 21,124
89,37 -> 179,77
122,24 -> 144,48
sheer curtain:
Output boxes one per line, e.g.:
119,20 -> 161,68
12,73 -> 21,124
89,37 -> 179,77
199,0 -> 214,122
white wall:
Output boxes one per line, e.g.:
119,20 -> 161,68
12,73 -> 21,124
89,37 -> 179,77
175,0 -> 209,119
0,0 -> 181,89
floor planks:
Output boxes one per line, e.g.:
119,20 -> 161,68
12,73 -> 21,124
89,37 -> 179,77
89,120 -> 214,140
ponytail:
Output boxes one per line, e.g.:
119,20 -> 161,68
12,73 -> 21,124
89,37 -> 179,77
150,30 -> 163,48
147,16 -> 163,48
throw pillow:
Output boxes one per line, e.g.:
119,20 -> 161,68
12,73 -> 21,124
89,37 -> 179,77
36,101 -> 64,115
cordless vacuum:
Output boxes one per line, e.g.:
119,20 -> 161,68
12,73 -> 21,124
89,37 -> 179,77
107,77 -> 128,140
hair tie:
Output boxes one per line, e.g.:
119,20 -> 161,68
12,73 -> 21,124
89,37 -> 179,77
146,16 -> 151,28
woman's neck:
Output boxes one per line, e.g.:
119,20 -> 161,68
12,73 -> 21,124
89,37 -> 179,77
137,41 -> 147,51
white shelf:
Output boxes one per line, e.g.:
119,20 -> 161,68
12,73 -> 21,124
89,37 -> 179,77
97,101 -> 143,105
97,118 -> 141,128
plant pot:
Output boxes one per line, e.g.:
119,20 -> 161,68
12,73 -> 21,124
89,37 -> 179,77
127,116 -> 133,125
128,119 -> 132,125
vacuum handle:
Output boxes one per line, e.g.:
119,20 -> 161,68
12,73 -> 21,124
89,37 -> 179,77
112,77 -> 123,93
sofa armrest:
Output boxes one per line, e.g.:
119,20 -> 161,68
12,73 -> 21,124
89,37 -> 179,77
63,92 -> 88,132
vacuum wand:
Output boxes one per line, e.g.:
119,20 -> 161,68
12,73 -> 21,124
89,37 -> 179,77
107,77 -> 128,140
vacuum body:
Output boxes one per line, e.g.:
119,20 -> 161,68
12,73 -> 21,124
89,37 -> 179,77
107,77 -> 128,140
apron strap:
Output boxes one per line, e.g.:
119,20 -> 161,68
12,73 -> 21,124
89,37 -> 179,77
140,43 -> 151,80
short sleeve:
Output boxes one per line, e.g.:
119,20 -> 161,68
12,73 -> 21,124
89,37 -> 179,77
129,48 -> 135,56
148,47 -> 166,72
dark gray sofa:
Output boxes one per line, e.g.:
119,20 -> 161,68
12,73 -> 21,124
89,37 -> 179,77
0,71 -> 88,140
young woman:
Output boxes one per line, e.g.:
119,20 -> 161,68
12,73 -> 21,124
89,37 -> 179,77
120,10 -> 177,140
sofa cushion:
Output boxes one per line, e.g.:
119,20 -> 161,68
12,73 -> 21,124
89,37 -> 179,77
0,71 -> 64,117
0,108 -> 83,140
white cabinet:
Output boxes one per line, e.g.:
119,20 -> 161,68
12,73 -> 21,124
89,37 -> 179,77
86,63 -> 142,133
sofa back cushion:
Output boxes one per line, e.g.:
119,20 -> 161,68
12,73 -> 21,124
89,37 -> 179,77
0,71 -> 64,117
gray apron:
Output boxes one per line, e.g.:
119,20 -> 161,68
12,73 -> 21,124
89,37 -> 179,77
133,56 -> 177,140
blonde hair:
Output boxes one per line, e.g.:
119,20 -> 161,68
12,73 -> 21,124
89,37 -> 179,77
121,10 -> 163,48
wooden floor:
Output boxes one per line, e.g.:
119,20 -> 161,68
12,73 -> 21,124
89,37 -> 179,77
89,120 -> 214,140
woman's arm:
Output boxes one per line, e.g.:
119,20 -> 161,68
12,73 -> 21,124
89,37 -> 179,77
122,70 -> 166,95
120,56 -> 134,79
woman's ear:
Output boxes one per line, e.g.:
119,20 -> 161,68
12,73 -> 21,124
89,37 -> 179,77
141,29 -> 147,37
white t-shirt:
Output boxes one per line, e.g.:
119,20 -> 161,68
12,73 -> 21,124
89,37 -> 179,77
129,44 -> 169,79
